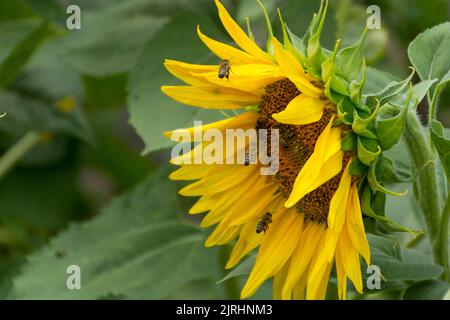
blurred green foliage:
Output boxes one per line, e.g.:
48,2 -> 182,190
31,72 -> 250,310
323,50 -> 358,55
0,0 -> 448,300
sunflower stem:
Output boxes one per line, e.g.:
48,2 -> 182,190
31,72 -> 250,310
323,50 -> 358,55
404,111 -> 442,264
0,131 -> 41,180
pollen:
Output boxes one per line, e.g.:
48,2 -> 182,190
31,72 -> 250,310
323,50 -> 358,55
257,79 -> 349,224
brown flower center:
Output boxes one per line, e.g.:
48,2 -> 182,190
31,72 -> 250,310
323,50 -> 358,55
256,79 -> 350,223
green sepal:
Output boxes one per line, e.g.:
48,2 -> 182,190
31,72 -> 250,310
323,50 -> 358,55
352,99 -> 381,139
367,156 -> 408,196
336,96 -> 354,125
286,26 -> 307,68
329,74 -> 350,96
306,0 -> 328,76
361,185 -> 421,236
321,39 -> 340,83
341,131 -> 357,151
430,119 -> 450,181
349,61 -> 367,108
335,27 -> 367,84
244,18 -> 255,42
375,84 -> 412,150
365,67 -> 415,106
324,80 -> 344,104
349,157 -> 367,176
357,136 -> 381,166
257,0 -> 274,55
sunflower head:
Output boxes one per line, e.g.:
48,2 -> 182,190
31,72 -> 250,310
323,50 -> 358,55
161,0 -> 412,300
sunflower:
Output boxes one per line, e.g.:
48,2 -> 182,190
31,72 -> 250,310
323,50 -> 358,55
160,0 -> 396,300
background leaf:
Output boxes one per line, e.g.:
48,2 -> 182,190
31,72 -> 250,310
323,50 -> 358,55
128,12 -> 223,154
9,166 -> 221,299
403,280 -> 450,300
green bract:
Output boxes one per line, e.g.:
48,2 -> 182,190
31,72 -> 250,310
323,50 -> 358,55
276,1 -> 428,232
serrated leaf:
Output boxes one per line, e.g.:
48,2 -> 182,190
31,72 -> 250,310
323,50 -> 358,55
430,120 -> 450,181
128,12 -> 224,154
9,166 -> 220,299
403,280 -> 450,300
408,22 -> 450,101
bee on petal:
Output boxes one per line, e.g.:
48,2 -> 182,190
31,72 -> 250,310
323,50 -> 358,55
256,212 -> 272,234
218,59 -> 231,80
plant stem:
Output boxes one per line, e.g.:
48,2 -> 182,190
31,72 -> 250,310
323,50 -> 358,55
437,193 -> 450,281
404,111 -> 441,260
0,131 -> 41,179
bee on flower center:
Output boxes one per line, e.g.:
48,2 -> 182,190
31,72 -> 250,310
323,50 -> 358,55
218,59 -> 231,79
256,212 -> 272,234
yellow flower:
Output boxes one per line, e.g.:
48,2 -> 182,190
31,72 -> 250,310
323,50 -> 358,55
161,0 -> 370,300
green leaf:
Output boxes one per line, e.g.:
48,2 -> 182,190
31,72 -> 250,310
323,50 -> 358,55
9,166 -> 220,299
60,0 -> 168,76
368,234 -> 443,281
408,22 -> 450,100
430,120 -> 450,181
403,280 -> 450,300
0,18 -> 51,87
0,0 -> 37,23
0,90 -> 93,148
128,12 -> 223,154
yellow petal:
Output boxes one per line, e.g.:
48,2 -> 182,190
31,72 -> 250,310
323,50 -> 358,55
214,0 -> 273,64
306,257 -> 333,300
169,164 -> 210,181
272,94 -> 326,125
191,64 -> 285,95
271,37 -> 305,76
241,209 -> 303,299
179,165 -> 256,196
273,261 -> 290,300
346,183 -> 371,265
197,26 -> 262,65
287,73 -> 322,98
281,222 -> 325,299
335,249 -> 348,300
285,117 -> 343,208
164,59 -> 217,87
161,85 -> 259,109
164,111 -> 258,140
206,221 -> 240,246
200,172 -> 263,227
336,228 -> 364,294
226,219 -> 263,269
320,167 -> 352,264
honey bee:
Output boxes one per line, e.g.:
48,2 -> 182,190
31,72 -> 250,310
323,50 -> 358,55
218,59 -> 231,79
244,151 -> 251,166
256,212 -> 272,234
244,142 -> 257,166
